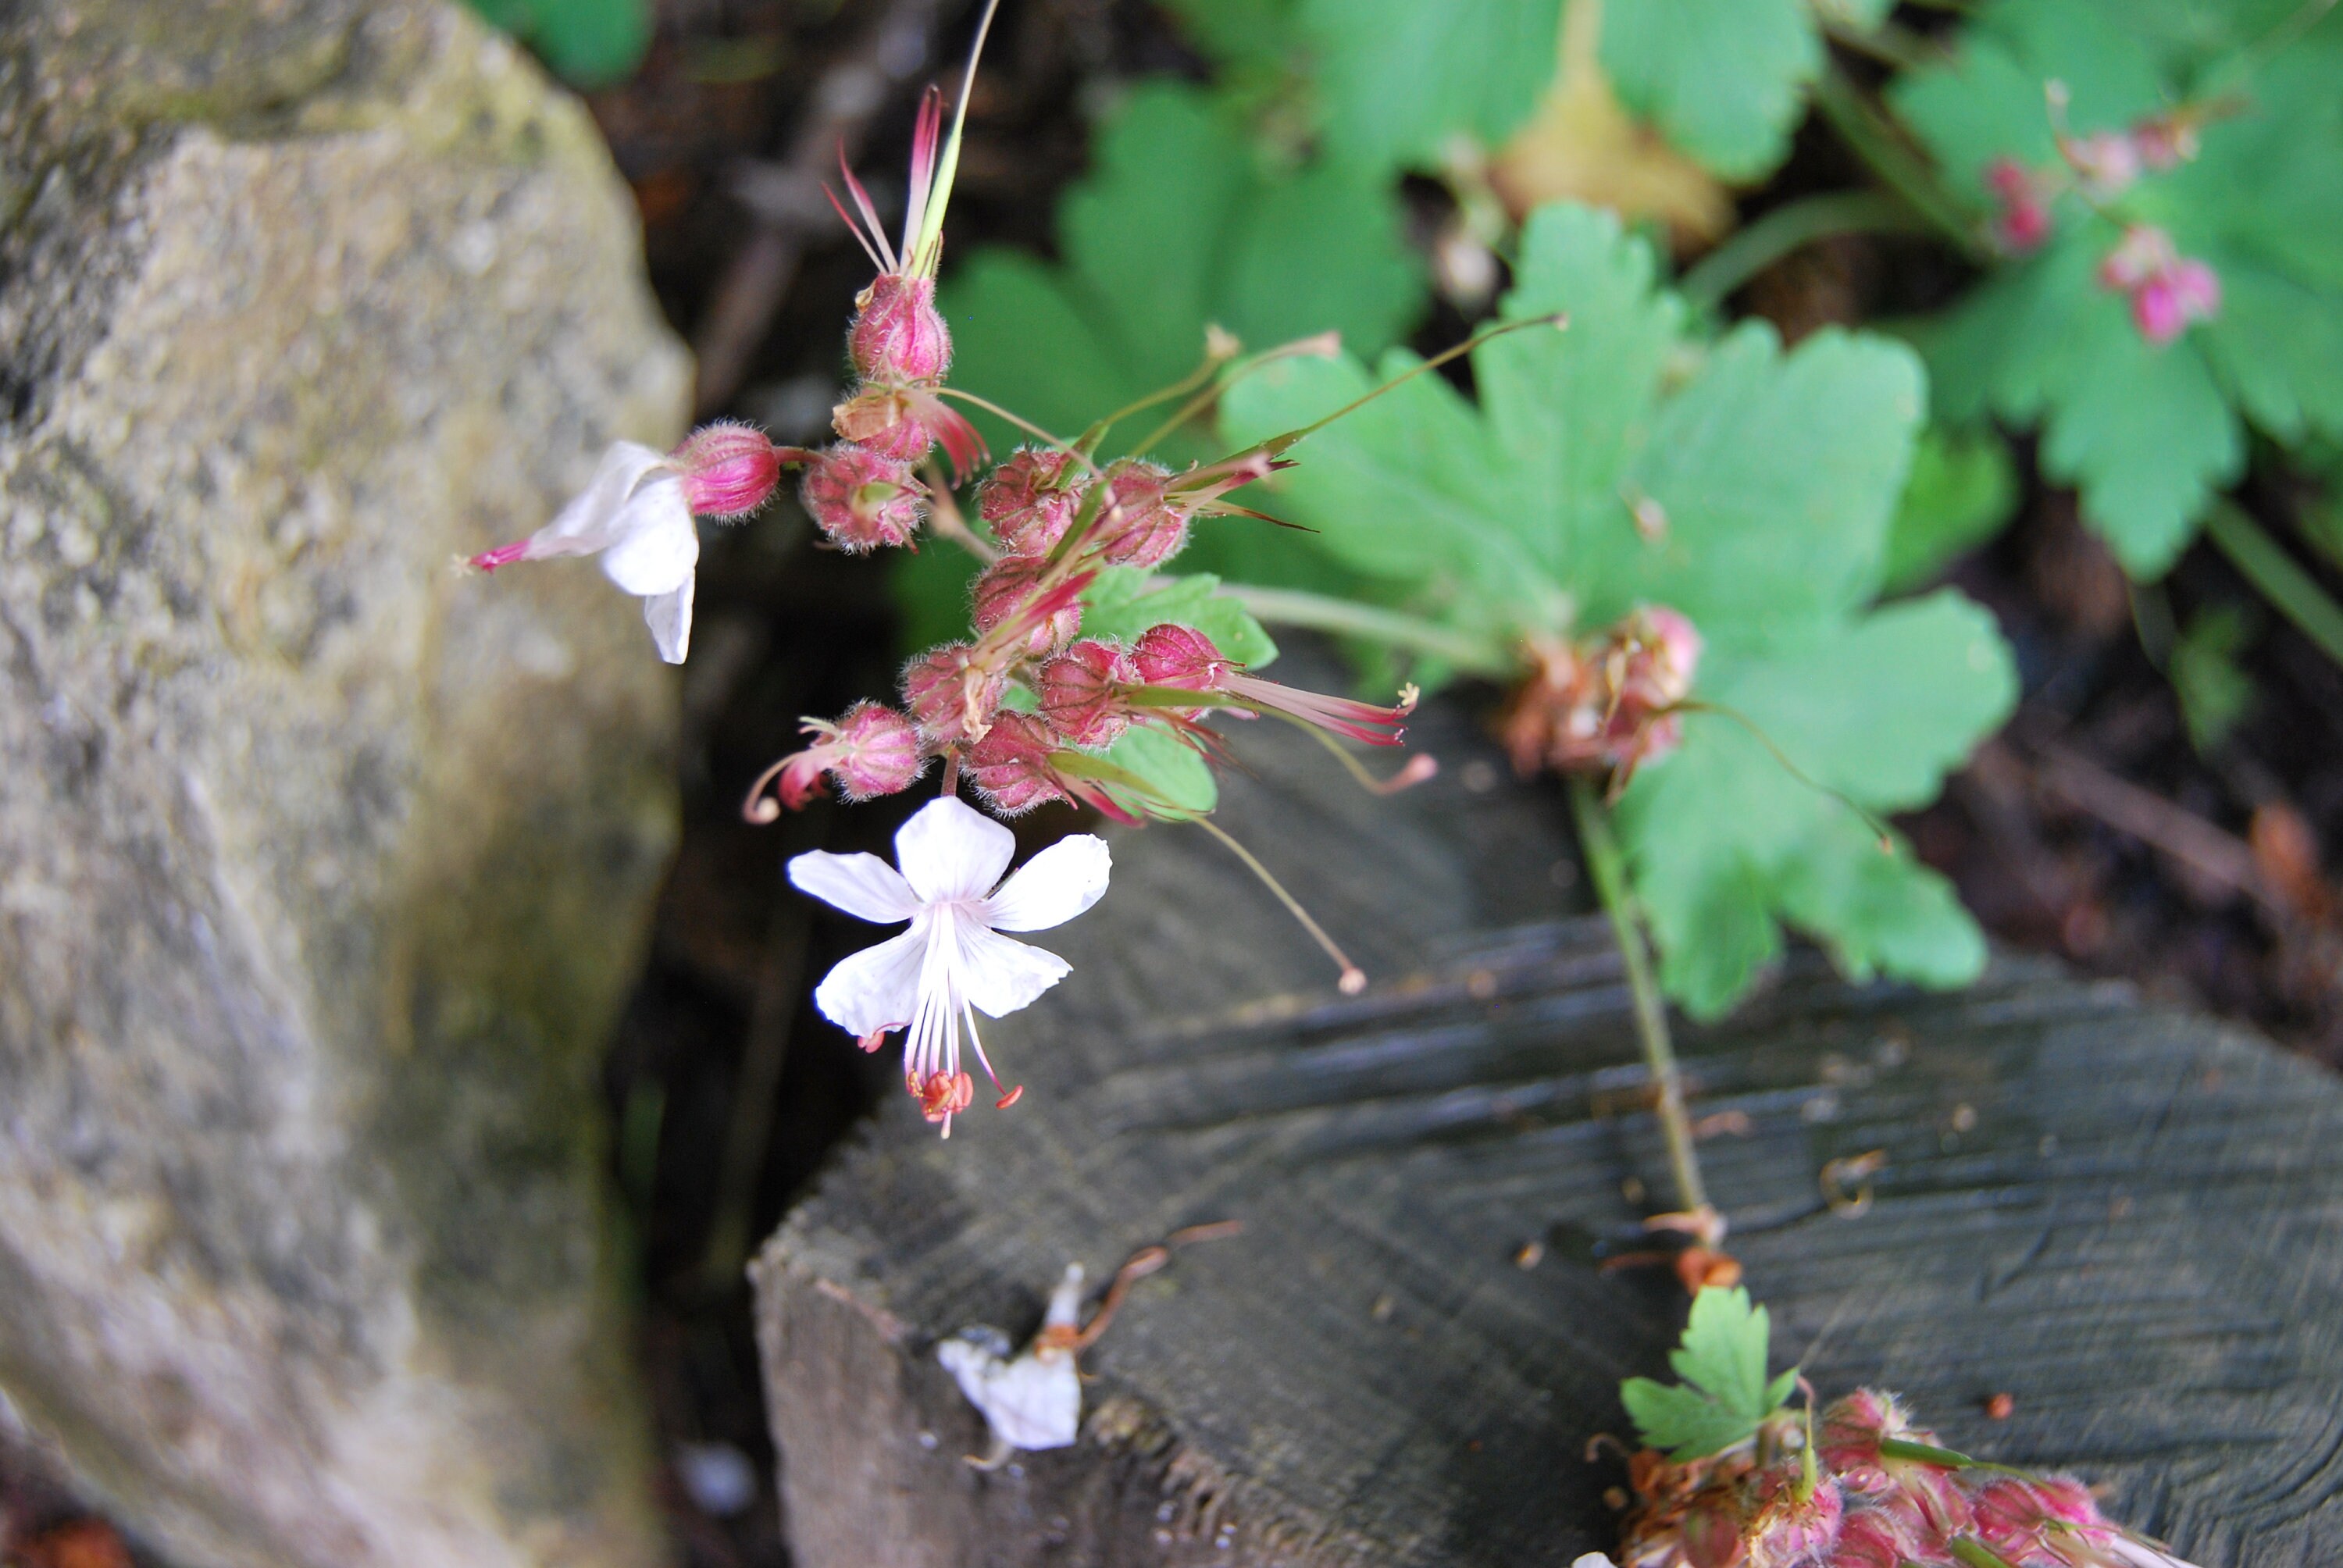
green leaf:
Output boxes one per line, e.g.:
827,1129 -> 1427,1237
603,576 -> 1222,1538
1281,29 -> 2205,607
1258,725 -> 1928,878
1621,1286 -> 1795,1460
1101,724 -> 1218,818
1081,568 -> 1280,669
1891,0 -> 2343,576
1299,0 -> 1561,173
1881,426 -> 2021,593
464,0 -> 651,87
1224,204 -> 2014,1015
1600,0 -> 1822,182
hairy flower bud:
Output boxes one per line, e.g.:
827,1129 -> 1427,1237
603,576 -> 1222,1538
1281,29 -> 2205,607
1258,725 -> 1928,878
971,555 -> 1087,660
2060,129 -> 2138,198
2097,226 -> 2219,345
802,444 -> 925,551
1132,623 -> 1229,690
1745,1465 -> 1842,1568
981,447 -> 1089,557
963,711 -> 1072,815
850,273 -> 952,384
745,702 -> 929,819
1823,1507 -> 1922,1568
1819,1389 -> 1971,1536
1038,639 -> 1138,749
673,420 -> 783,518
1095,461 -> 1189,568
903,642 -> 1007,747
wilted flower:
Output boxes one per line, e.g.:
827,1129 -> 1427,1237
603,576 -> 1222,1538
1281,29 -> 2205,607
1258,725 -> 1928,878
937,1263 -> 1086,1453
468,440 -> 701,664
2096,226 -> 2220,345
903,642 -> 1009,747
1819,1390 -> 1971,1537
971,556 -> 1087,658
1503,604 -> 1702,785
1038,639 -> 1139,749
1745,1463 -> 1842,1568
981,446 -> 1090,558
789,796 -> 1110,1134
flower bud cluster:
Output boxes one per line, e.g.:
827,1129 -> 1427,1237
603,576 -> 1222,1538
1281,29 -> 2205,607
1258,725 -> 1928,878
1981,102 -> 2206,252
1617,1388 -> 2186,1568
2095,224 -> 2220,346
1501,605 -> 1702,788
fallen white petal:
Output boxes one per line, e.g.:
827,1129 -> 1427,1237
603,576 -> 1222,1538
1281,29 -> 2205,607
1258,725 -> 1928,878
938,1266 -> 1086,1452
789,850 -> 920,925
894,796 -> 1017,905
811,922 -> 928,1038
954,921 -> 1072,1018
978,835 -> 1111,932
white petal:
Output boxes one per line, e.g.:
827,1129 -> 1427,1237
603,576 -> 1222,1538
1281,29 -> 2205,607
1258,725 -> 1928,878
978,834 -> 1111,932
600,476 -> 700,596
533,441 -> 676,556
811,925 -> 928,1037
936,1340 -> 1081,1451
788,850 -> 918,925
894,796 -> 1017,904
955,919 -> 1071,1018
643,576 -> 694,664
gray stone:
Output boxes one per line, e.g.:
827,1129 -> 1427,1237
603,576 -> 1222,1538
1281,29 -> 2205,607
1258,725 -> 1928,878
0,4 -> 687,1566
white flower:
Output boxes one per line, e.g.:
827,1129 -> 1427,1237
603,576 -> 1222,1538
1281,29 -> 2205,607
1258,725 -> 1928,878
788,796 -> 1110,1133
472,441 -> 700,663
937,1263 -> 1086,1456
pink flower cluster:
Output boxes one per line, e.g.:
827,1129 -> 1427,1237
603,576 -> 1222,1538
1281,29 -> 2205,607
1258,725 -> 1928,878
750,447 -> 1416,824
1620,1389 -> 2194,1568
2095,225 -> 2220,347
1500,605 -> 1702,790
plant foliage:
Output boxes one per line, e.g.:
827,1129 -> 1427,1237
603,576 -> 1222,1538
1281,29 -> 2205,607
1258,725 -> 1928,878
1222,204 -> 2019,1017
464,0 -> 651,88
1621,1285 -> 1797,1461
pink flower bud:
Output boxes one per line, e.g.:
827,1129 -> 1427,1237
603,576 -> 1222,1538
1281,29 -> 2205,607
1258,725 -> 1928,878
744,701 -> 929,819
1746,1464 -> 1843,1568
672,420 -> 783,518
962,711 -> 1072,815
902,643 -> 1007,747
1972,1475 -> 2114,1563
2098,224 -> 2175,291
2129,114 -> 2199,171
801,444 -> 925,551
1824,1506 -> 1922,1568
1132,623 -> 1230,690
1038,639 -> 1138,749
2131,275 -> 2189,344
1094,461 -> 1189,568
972,556 -> 1085,657
980,447 -> 1089,557
849,273 -> 952,385
1983,158 -> 2050,255
2169,257 -> 2220,320
1818,1389 -> 1971,1537
2060,129 -> 2138,198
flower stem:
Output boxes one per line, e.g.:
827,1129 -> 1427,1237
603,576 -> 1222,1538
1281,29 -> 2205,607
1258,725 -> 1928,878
2202,500 -> 2343,669
1217,583 -> 1514,674
1811,64 -> 1987,261
1678,191 -> 1925,311
1568,779 -> 1709,1218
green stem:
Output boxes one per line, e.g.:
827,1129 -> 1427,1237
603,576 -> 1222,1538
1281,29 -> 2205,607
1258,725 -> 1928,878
1811,65 -> 1987,261
1217,584 -> 1515,674
1948,1539 -> 2019,1568
1678,191 -> 1924,310
1878,1436 -> 1974,1468
2202,501 -> 2343,669
1568,779 -> 1709,1218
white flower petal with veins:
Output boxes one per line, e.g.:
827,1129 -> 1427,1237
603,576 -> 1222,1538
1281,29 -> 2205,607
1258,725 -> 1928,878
788,796 -> 1111,1131
491,440 -> 704,665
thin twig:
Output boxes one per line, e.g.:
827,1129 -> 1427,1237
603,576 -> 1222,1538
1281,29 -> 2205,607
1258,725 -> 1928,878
701,881 -> 816,1291
2028,740 -> 2281,917
1677,191 -> 1924,310
2202,500 -> 2343,671
694,0 -> 958,414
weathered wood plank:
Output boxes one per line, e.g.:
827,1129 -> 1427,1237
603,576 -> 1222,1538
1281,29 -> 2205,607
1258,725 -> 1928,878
752,666 -> 2343,1567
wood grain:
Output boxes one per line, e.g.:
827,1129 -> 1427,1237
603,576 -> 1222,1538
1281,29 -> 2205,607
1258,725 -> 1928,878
752,664 -> 2343,1567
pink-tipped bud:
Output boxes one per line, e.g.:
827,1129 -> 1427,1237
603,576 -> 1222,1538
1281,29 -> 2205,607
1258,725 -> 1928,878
1096,461 -> 1189,568
972,556 -> 1086,658
1971,1475 -> 2113,1562
801,444 -> 925,551
673,420 -> 783,518
980,447 -> 1089,557
962,711 -> 1072,815
1038,639 -> 1138,749
1983,158 -> 2050,255
2099,227 -> 2219,345
745,701 -> 929,819
1132,623 -> 1231,690
1824,1507 -> 1922,1568
1746,1464 -> 1843,1568
850,273 -> 952,385
902,642 -> 1007,747
2098,224 -> 2176,291
1817,1388 -> 1971,1536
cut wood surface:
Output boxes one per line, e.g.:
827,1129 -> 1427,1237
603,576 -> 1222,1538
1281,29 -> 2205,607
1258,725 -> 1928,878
752,665 -> 2343,1567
